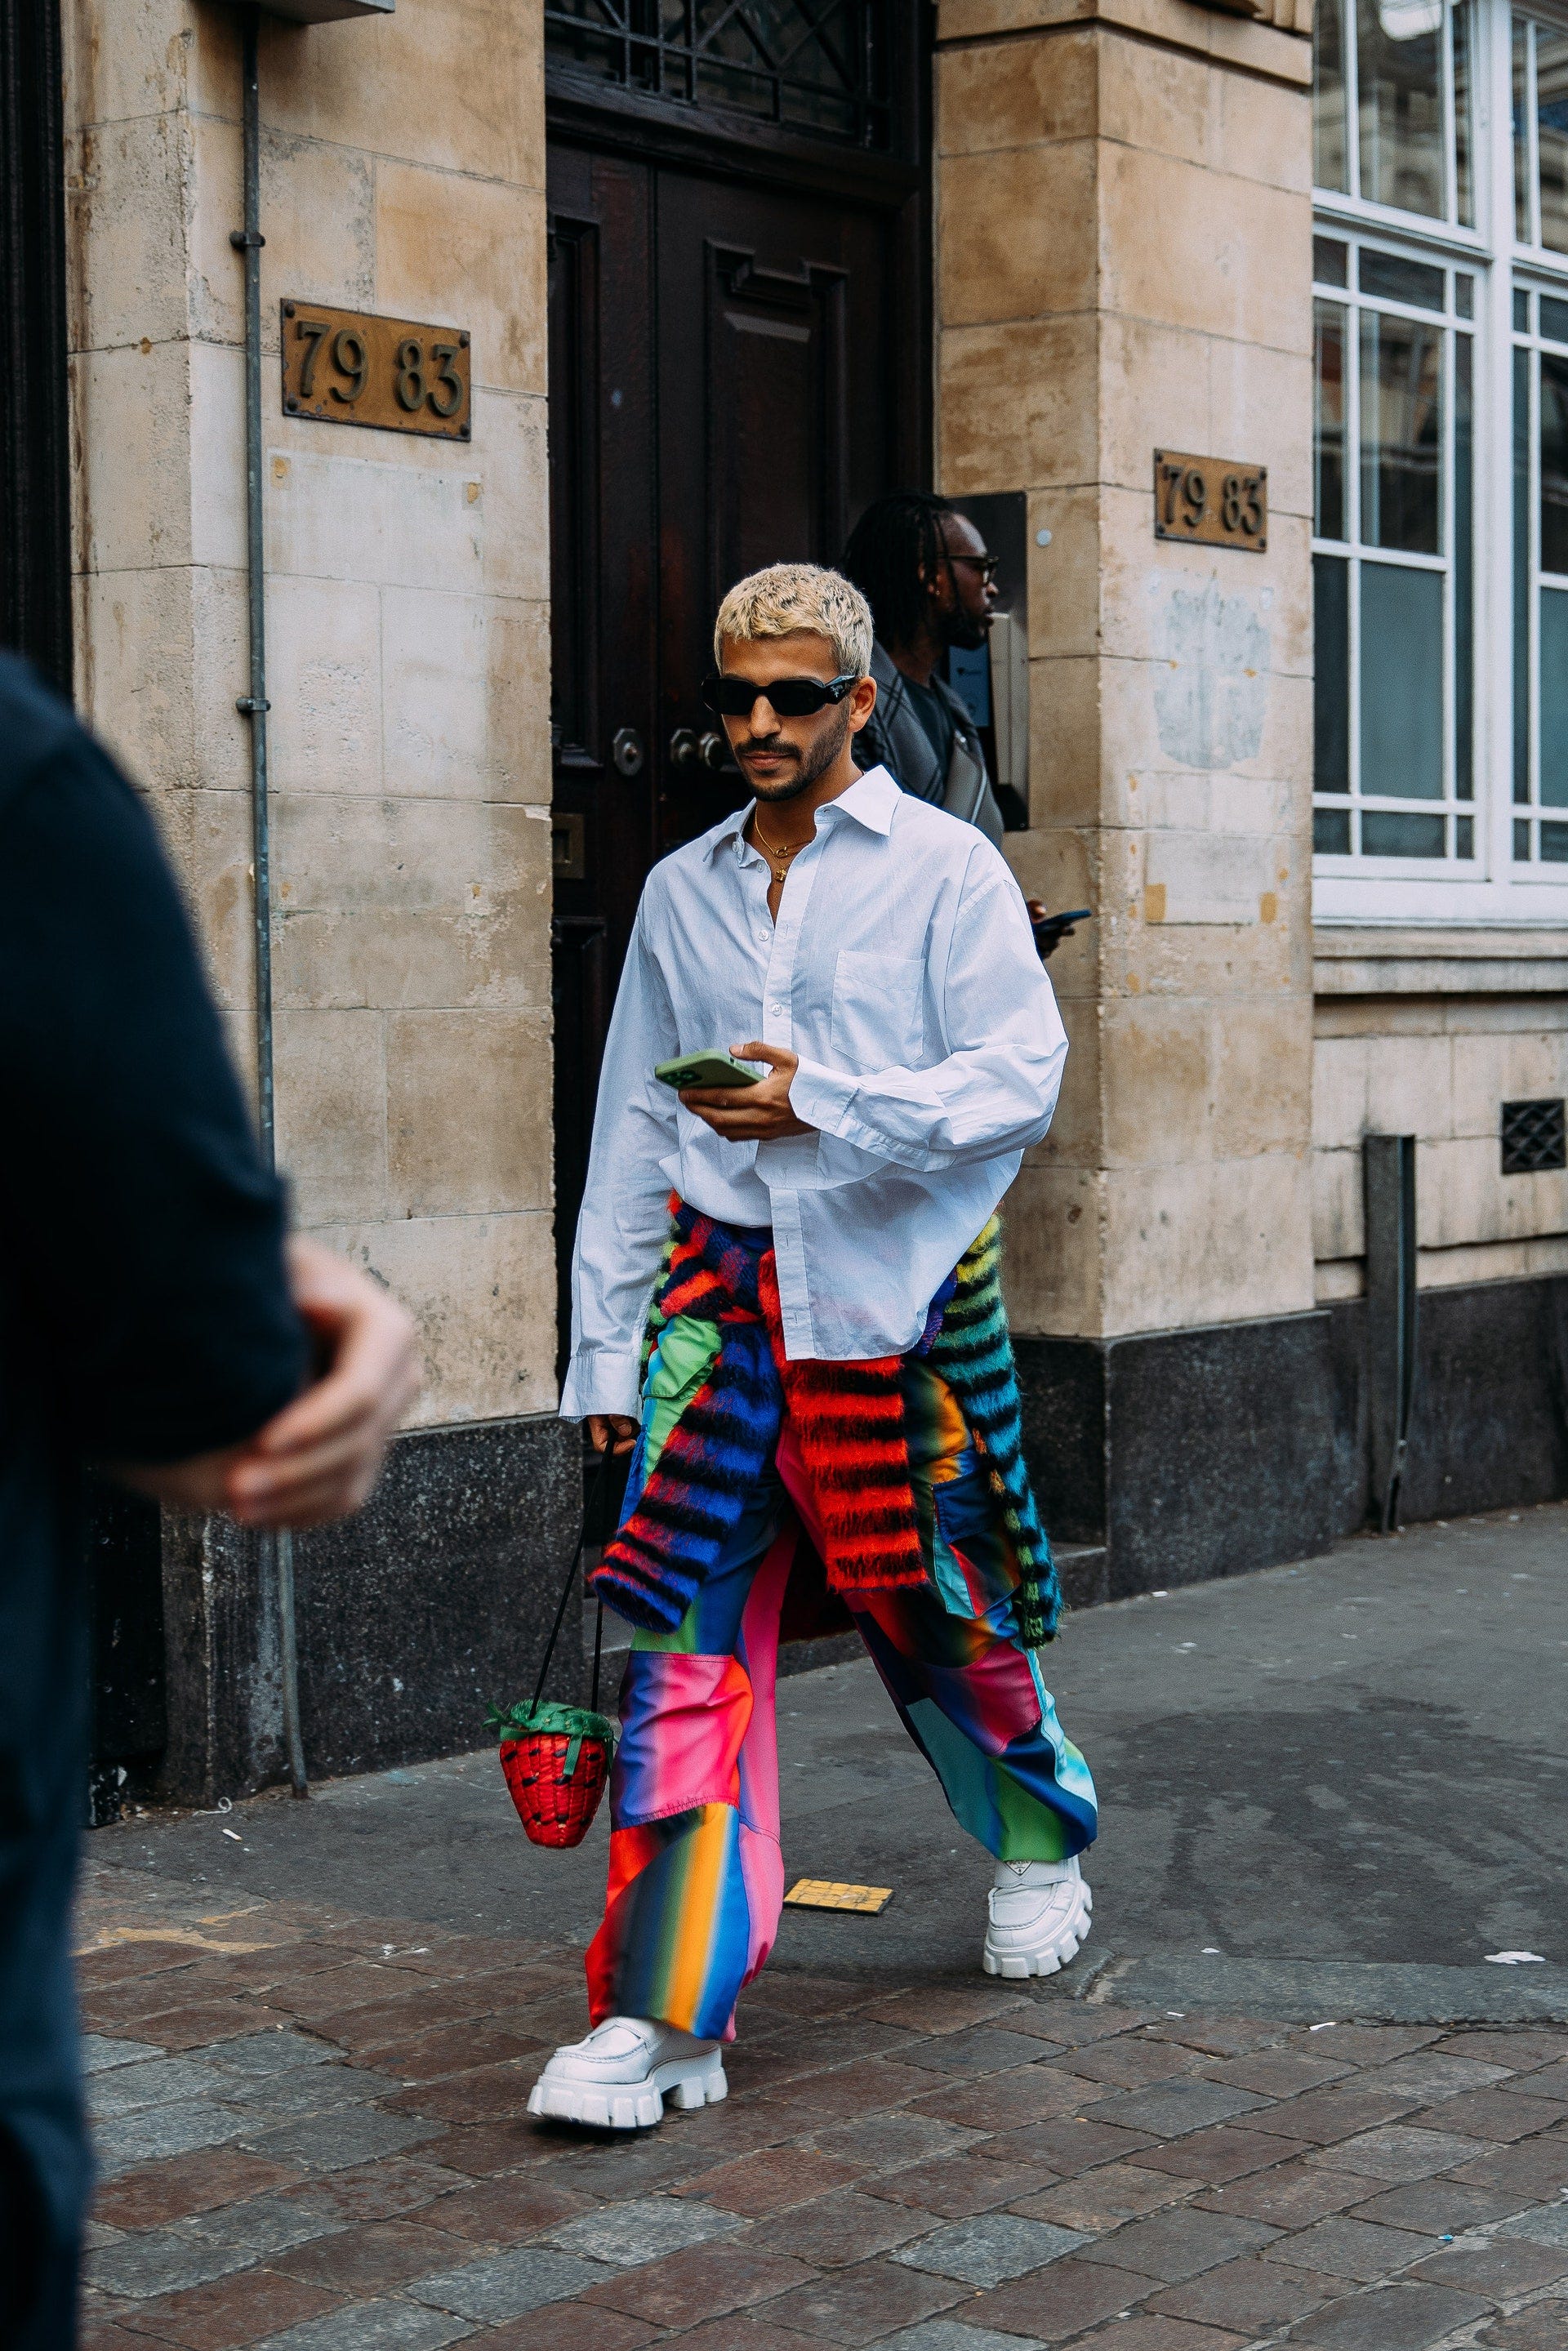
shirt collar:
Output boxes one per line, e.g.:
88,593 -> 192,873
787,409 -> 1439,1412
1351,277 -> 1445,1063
706,764 -> 900,858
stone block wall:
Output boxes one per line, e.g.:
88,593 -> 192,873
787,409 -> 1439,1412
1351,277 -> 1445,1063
933,0 -> 1318,1347
1312,932 -> 1568,1298
63,0 -> 572,1798
63,0 -> 555,1428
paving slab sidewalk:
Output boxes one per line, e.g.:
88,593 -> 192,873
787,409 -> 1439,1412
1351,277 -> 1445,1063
76,1872 -> 1568,2351
78,1503 -> 1568,2348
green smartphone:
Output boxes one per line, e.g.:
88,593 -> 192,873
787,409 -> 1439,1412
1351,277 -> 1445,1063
654,1050 -> 762,1091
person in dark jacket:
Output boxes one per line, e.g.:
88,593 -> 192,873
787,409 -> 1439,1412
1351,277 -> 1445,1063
840,490 -> 1006,847
0,652 -> 420,2350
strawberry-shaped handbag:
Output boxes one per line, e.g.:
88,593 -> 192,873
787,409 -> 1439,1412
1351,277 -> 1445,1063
488,1454 -> 618,1849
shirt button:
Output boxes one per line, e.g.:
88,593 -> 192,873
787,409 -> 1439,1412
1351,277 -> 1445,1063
769,1002 -> 784,1015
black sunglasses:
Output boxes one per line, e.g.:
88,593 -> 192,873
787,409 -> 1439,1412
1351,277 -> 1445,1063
701,671 -> 859,719
946,551 -> 999,585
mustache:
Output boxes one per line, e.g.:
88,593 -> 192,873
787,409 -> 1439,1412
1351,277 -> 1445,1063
737,735 -> 799,761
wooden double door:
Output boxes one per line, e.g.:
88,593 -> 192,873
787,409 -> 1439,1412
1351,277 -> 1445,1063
547,136 -> 924,1361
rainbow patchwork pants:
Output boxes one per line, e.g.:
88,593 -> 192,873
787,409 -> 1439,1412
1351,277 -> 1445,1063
585,1326 -> 1098,2042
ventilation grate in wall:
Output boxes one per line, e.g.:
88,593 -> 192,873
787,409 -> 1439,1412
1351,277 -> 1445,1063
1501,1098 -> 1567,1175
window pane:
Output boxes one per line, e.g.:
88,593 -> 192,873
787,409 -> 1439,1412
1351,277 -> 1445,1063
1516,816 -> 1534,857
1361,309 -> 1442,551
1542,587 -> 1568,804
1543,352 -> 1568,574
1453,0 -> 1475,225
1314,554 -> 1351,793
1515,344 -> 1532,802
1315,301 -> 1348,538
1544,821 -> 1568,858
1316,0 -> 1351,190
1361,810 -> 1446,853
1515,16 -> 1532,243
1454,270 -> 1474,317
1515,284 -> 1532,332
1359,247 -> 1446,309
1538,25 -> 1568,252
1358,0 -> 1445,216
1455,814 -> 1473,856
1544,295 -> 1568,343
1455,332 -> 1473,796
1361,561 -> 1444,797
1314,234 -> 1349,285
1315,807 -> 1352,853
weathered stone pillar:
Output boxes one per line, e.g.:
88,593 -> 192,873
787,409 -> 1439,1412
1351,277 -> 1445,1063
935,0 -> 1334,1594
63,0 -> 574,1795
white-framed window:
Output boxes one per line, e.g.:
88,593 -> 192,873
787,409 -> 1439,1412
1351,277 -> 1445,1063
1312,0 -> 1568,919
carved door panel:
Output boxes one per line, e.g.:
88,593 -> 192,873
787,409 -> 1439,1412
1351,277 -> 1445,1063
546,145 -> 659,1370
654,171 -> 896,851
547,145 -> 916,1363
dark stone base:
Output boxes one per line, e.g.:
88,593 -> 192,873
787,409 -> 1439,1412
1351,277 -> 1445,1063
1015,1276 -> 1568,1609
1015,1310 -> 1340,1603
156,1414 -> 580,1803
133,1279 -> 1566,1803
1327,1274 -> 1568,1533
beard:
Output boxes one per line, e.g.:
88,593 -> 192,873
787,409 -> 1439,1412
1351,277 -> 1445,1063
742,702 -> 853,802
944,607 -> 991,653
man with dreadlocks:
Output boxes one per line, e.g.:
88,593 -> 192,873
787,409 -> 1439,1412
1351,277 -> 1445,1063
841,489 -> 1009,846
529,562 -> 1096,2133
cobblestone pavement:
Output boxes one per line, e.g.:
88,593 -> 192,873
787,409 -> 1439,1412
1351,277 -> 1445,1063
78,1858 -> 1568,2351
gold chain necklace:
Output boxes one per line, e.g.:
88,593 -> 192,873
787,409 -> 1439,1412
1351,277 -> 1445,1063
751,815 -> 805,875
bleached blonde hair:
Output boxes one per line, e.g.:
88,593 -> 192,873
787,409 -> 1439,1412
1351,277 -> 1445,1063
713,563 -> 873,679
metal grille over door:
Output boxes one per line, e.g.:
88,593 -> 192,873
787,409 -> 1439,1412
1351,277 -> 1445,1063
545,0 -> 893,148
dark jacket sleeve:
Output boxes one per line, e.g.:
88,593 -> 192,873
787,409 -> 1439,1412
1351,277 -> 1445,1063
0,669 -> 308,1463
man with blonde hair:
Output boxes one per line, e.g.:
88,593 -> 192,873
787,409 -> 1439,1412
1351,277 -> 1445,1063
531,563 -> 1097,2131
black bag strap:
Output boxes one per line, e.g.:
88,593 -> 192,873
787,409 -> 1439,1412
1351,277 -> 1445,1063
528,1444 -> 620,1717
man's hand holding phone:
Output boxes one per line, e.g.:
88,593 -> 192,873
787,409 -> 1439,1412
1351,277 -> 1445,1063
677,1040 -> 811,1142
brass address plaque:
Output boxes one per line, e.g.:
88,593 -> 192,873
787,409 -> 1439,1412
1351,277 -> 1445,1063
279,301 -> 472,439
1154,449 -> 1267,552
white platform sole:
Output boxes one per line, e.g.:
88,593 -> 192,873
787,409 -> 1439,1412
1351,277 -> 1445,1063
982,1881 -> 1093,1979
527,2046 -> 728,2131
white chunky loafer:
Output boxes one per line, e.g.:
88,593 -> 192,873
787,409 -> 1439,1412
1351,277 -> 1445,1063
527,2014 -> 727,2131
983,1854 -> 1093,1979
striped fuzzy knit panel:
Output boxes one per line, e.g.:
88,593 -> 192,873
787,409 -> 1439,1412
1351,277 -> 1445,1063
929,1218 -> 1062,1648
594,1200 -> 925,1626
593,1315 -> 781,1632
593,1206 -> 784,1633
758,1256 -> 925,1596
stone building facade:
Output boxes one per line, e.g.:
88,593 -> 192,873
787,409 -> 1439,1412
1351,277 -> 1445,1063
2,0 -> 1561,1801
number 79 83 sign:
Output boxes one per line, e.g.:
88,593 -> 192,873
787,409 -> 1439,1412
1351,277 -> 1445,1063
1154,449 -> 1267,551
280,301 -> 471,440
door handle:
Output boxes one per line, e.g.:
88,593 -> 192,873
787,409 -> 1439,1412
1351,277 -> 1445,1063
670,727 -> 731,775
611,726 -> 645,777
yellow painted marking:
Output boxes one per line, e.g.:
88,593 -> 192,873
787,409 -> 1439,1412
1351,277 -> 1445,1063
783,1879 -> 893,1915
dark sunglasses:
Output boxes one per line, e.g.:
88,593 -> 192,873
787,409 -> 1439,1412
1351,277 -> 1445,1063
947,551 -> 999,585
701,671 -> 859,719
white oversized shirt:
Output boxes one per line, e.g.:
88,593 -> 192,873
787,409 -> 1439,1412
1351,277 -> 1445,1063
560,764 -> 1067,1420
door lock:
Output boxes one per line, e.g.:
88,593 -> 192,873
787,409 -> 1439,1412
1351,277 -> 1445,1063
611,726 -> 645,777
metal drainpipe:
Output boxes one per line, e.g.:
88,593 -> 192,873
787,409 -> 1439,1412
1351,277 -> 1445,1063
232,2 -> 307,1799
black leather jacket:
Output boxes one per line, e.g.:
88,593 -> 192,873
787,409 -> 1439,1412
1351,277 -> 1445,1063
858,640 -> 1005,848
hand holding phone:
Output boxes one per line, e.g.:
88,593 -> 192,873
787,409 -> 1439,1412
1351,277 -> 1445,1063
1030,907 -> 1093,962
666,1040 -> 812,1144
654,1050 -> 762,1091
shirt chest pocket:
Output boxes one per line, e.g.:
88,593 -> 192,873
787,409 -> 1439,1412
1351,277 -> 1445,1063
829,950 -> 925,1075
